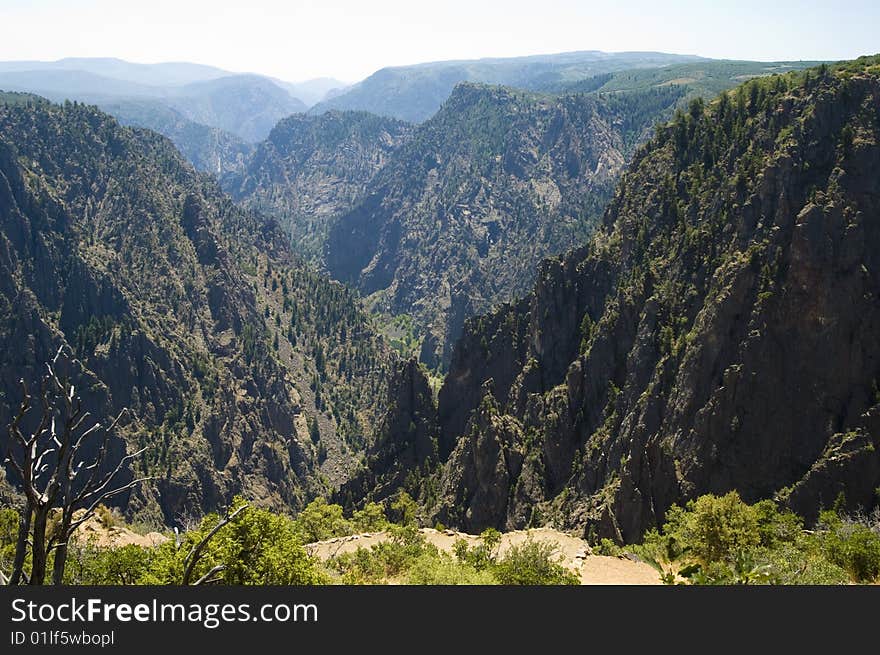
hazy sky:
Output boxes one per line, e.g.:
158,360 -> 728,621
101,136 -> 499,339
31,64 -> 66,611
1,0 -> 877,82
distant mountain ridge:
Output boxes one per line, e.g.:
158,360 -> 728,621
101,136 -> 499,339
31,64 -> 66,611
310,50 -> 705,122
273,77 -> 350,106
0,57 -> 232,86
0,69 -> 306,142
0,57 -> 346,144
312,52 -> 822,124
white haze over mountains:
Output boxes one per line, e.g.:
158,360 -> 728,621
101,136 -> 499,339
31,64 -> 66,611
0,57 -> 347,106
0,57 -> 350,143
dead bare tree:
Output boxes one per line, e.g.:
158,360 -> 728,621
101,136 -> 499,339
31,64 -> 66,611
2,346 -> 152,585
181,502 -> 248,585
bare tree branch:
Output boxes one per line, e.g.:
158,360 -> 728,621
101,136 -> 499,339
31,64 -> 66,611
73,446 -> 146,506
182,504 -> 248,585
3,347 -> 151,585
65,476 -> 154,535
193,564 -> 226,586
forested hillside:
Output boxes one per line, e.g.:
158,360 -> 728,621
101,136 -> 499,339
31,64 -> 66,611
102,99 -> 253,177
225,111 -> 411,262
0,98 -> 395,525
326,83 -> 687,367
345,58 -> 880,543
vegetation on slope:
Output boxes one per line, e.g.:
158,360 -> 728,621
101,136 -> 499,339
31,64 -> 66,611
348,57 -> 880,544
102,99 -> 253,177
0,98 -> 395,525
225,110 -> 411,263
326,83 -> 687,369
626,491 -> 880,585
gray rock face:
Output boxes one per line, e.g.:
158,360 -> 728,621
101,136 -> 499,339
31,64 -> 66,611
336,358 -> 438,507
325,84 -> 638,369
434,383 -> 526,531
226,111 -> 412,263
359,66 -> 880,541
0,100 -> 392,525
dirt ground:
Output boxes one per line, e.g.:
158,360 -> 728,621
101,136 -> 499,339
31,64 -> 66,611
307,527 -> 661,585
73,512 -> 169,548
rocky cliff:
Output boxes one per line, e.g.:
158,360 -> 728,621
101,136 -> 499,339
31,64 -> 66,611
0,98 -> 394,525
351,59 -> 880,541
225,110 -> 411,262
326,83 -> 685,368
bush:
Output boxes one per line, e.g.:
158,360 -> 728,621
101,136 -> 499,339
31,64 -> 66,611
332,547 -> 391,584
1,508 -> 22,575
753,500 -> 803,548
292,497 -> 353,543
64,544 -> 154,585
391,491 -> 418,527
329,524 -> 427,583
821,512 -> 880,583
634,492 -> 878,585
665,492 -> 761,564
142,501 -> 327,585
758,543 -> 848,585
209,506 -> 328,584
453,528 -> 502,571
594,538 -> 622,556
493,539 -> 579,585
405,552 -> 497,585
94,504 -> 117,528
351,502 -> 389,533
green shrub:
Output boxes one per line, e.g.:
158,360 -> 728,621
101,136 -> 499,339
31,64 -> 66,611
292,497 -> 353,543
351,502 -> 389,533
94,504 -> 117,528
391,491 -> 419,527
758,543 -> 848,585
405,552 -> 497,585
1,508 -> 22,575
635,492 -> 877,585
453,529 -> 502,571
753,500 -> 803,547
821,512 -> 880,583
480,528 -> 502,552
665,492 -> 761,564
329,524 -> 427,583
142,501 -> 327,585
594,538 -> 622,556
493,539 -> 579,585
64,544 -> 154,585
331,547 -> 388,584
630,527 -> 680,564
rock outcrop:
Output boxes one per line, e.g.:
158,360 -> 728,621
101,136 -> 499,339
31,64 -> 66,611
225,110 -> 411,262
326,83 -> 680,368
0,99 -> 394,525
350,59 -> 880,541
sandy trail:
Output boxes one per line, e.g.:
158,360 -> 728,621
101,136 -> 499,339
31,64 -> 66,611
307,527 -> 661,585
